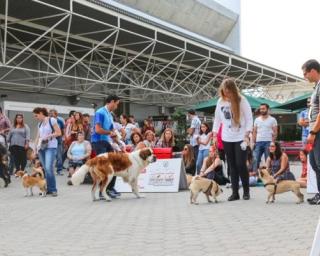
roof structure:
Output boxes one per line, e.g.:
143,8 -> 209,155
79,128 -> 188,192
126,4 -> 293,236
0,0 -> 304,107
275,92 -> 312,111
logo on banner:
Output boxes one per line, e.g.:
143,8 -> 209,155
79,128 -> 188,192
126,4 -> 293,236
149,173 -> 175,186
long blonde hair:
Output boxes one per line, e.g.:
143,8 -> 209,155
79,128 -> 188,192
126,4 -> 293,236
159,128 -> 175,147
219,78 -> 241,125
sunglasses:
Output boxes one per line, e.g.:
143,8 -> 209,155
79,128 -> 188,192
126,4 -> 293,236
183,148 -> 188,151
269,145 -> 275,148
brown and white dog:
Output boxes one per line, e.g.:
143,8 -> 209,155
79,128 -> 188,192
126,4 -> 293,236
15,170 -> 47,197
259,167 -> 304,204
71,148 -> 156,201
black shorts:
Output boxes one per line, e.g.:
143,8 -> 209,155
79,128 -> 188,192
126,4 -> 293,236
68,160 -> 84,169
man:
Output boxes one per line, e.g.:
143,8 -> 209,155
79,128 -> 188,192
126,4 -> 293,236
303,59 -> 320,205
0,107 -> 11,136
91,95 -> 120,199
49,109 -> 65,176
187,109 -> 201,161
252,103 -> 278,172
298,98 -> 311,145
0,107 -> 12,173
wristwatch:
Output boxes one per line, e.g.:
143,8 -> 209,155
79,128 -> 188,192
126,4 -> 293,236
310,130 -> 317,135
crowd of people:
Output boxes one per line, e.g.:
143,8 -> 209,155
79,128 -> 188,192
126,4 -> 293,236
0,59 -> 319,205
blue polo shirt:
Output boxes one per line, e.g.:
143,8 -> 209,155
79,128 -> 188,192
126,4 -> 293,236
299,109 -> 310,138
91,106 -> 114,143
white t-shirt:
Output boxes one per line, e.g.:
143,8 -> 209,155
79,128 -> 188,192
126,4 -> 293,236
38,117 -> 58,148
198,133 -> 211,150
124,123 -> 136,142
213,97 -> 253,142
254,116 -> 277,142
190,116 -> 201,146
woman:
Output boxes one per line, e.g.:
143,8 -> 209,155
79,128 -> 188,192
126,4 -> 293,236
196,122 -> 212,174
7,114 -> 30,173
199,146 -> 230,185
130,132 -> 145,151
143,130 -> 156,148
212,78 -> 253,201
142,118 -> 155,134
65,112 -> 84,148
33,107 -> 61,196
182,144 -> 196,176
67,132 -> 91,177
297,149 -> 308,188
266,141 -> 295,182
120,114 -> 137,144
156,128 -> 175,148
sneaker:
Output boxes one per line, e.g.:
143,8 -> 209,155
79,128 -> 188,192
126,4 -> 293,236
308,194 -> 320,205
98,192 -> 106,200
107,190 -> 118,199
307,193 -> 320,202
110,188 -> 121,196
47,191 -> 58,197
228,194 -> 240,201
56,172 -> 64,176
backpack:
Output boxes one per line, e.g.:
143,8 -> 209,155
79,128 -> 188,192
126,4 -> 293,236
39,117 -> 54,133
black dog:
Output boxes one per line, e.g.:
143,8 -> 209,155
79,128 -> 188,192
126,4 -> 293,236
0,143 -> 10,187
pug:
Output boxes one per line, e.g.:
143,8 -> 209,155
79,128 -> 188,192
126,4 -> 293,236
189,176 -> 222,204
259,167 -> 304,204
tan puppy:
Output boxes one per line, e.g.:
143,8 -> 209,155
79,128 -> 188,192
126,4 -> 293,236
15,170 -> 47,197
259,167 -> 304,204
189,176 -> 222,204
186,174 -> 193,187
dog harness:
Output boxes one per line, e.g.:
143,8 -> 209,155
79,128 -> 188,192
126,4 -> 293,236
204,181 -> 219,196
264,182 -> 277,195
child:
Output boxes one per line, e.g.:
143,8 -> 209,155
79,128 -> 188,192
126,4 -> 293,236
110,132 -> 126,152
25,147 -> 44,178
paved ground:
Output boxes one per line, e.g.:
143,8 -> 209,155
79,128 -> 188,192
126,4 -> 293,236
0,163 -> 319,256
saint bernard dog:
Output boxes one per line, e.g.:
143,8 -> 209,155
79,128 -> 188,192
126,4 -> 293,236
71,148 -> 156,201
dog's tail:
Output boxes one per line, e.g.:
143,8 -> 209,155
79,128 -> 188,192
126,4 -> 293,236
71,164 -> 90,186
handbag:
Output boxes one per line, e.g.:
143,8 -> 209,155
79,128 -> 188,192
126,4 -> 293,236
40,139 -> 49,150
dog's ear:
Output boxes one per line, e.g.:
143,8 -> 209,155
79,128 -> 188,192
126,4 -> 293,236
139,148 -> 152,160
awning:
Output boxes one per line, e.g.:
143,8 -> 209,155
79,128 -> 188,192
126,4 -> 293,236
274,92 -> 312,111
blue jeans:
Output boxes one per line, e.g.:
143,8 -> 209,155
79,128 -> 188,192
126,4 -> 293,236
309,133 -> 320,193
38,148 -> 57,193
56,142 -> 63,173
253,141 -> 271,172
302,136 -> 308,146
196,149 -> 209,174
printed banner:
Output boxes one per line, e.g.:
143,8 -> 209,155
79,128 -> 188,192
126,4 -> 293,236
115,158 -> 185,192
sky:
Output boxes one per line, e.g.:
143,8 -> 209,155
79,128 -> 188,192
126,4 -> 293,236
240,0 -> 320,77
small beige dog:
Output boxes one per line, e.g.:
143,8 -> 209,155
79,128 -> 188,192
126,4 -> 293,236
189,176 -> 222,204
259,167 -> 304,204
186,174 -> 193,187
